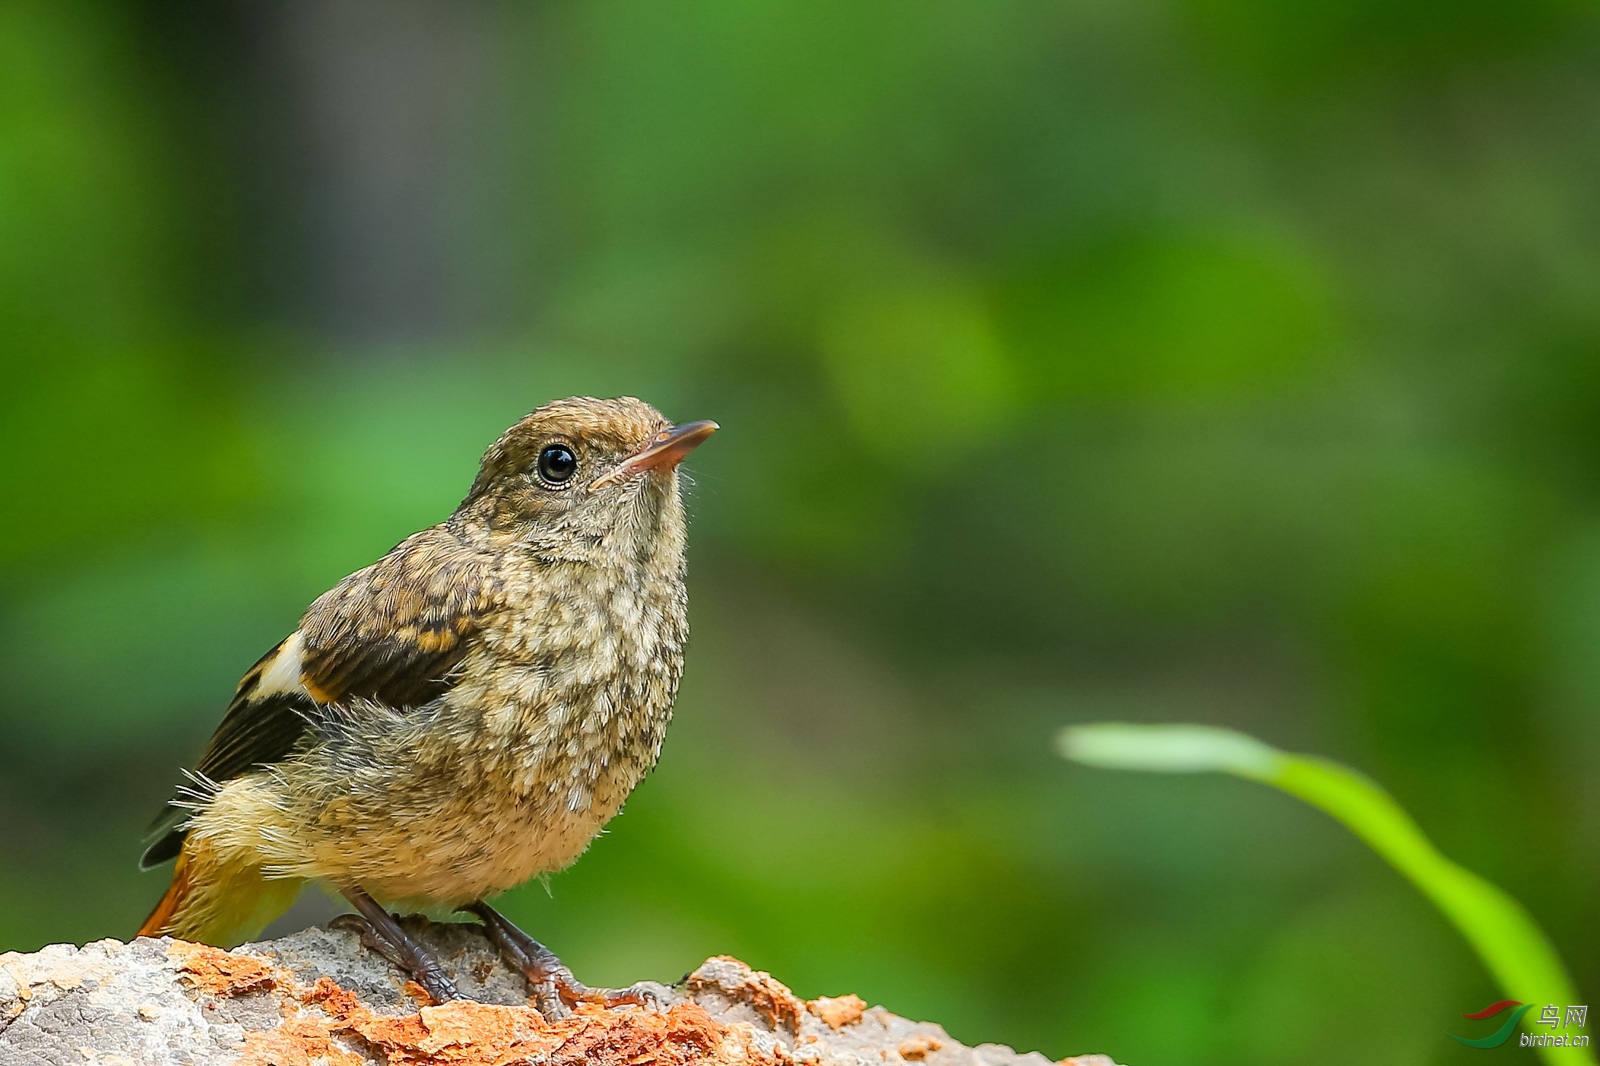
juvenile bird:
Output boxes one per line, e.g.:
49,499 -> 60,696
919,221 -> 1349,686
138,396 -> 716,1005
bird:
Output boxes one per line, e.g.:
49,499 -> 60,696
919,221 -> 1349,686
137,395 -> 717,1006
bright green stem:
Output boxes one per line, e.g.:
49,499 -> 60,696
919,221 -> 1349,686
1058,724 -> 1593,1065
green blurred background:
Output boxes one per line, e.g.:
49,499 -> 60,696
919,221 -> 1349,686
1,2 -> 1595,1062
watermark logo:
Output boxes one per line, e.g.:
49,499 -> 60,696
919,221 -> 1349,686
1448,1001 -> 1589,1050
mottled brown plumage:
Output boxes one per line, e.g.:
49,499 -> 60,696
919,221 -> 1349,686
139,396 -> 716,1006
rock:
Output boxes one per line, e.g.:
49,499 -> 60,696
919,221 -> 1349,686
0,919 -> 1122,1066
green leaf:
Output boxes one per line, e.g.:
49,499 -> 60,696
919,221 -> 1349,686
1058,723 -> 1594,1065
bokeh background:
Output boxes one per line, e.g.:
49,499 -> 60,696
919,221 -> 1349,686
2,2 -> 1596,1062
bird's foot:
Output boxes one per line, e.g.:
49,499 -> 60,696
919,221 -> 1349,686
591,982 -> 666,1011
336,889 -> 460,1004
464,900 -> 659,1018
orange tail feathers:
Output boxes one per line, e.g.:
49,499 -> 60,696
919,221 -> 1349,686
136,840 -> 302,946
138,851 -> 193,937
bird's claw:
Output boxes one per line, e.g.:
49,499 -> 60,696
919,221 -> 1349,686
330,912 -> 382,950
559,975 -> 661,1008
332,903 -> 460,1004
530,973 -> 661,1017
596,982 -> 665,1011
507,953 -> 592,1018
463,900 -> 660,1018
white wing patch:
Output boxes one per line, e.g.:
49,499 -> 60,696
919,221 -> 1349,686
255,631 -> 310,699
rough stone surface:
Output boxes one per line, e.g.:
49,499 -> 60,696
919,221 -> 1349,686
0,920 -> 1121,1066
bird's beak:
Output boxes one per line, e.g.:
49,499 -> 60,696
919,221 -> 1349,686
589,420 -> 718,491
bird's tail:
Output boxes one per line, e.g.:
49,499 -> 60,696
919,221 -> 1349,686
137,849 -> 194,937
137,839 -> 303,946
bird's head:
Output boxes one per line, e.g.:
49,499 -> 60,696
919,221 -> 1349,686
456,396 -> 716,563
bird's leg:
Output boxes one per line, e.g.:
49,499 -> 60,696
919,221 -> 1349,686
463,900 -> 656,1016
338,886 -> 460,1004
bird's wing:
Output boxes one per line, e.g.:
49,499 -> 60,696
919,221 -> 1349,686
140,528 -> 504,868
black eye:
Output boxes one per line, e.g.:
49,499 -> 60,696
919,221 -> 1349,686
536,444 -> 578,486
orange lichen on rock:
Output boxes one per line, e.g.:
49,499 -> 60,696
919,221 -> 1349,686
169,941 -> 279,997
291,974 -> 786,1066
690,956 -> 807,1032
236,1017 -> 365,1066
548,1002 -> 768,1066
340,1000 -> 552,1065
159,945 -> 860,1066
807,994 -> 867,1031
897,1035 -> 944,1060
4,932 -> 1117,1066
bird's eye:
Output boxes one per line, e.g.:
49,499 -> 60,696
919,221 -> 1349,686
535,444 -> 578,486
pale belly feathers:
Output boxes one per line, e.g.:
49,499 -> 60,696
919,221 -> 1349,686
194,568 -> 685,908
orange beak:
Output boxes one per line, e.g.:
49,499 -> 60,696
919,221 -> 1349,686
588,420 -> 718,491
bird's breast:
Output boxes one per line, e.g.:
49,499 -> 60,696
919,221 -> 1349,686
448,562 -> 688,816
